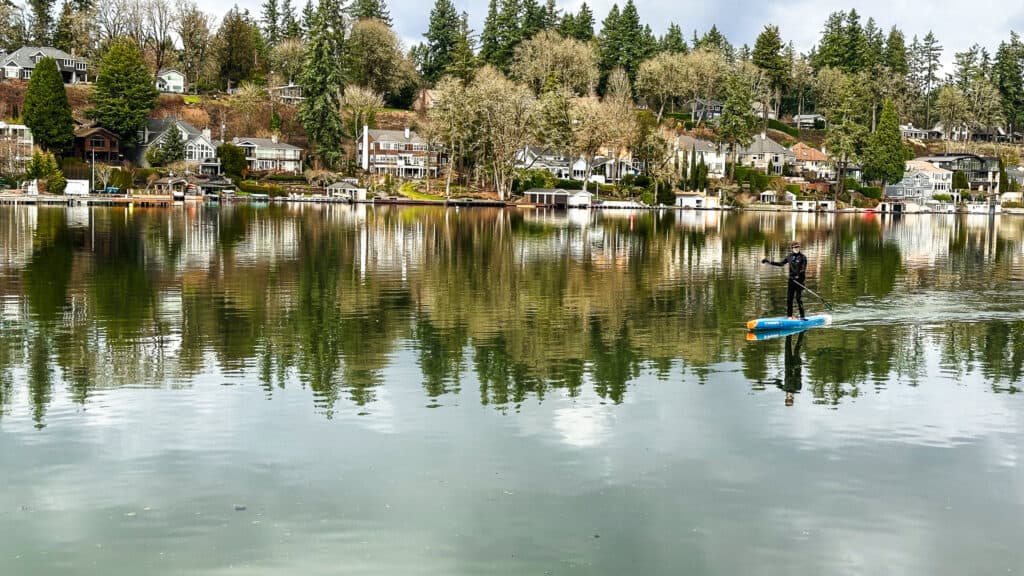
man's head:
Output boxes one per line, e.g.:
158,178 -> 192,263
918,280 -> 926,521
791,241 -> 801,253
785,392 -> 795,406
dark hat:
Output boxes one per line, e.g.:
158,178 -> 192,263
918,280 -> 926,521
791,241 -> 801,248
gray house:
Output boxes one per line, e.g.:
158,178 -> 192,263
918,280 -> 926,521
1,46 -> 88,83
735,133 -> 795,174
137,119 -> 218,169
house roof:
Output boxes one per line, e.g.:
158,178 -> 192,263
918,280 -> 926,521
792,114 -> 825,120
147,118 -> 203,139
2,46 -> 84,68
368,128 -> 426,144
676,134 -> 718,153
791,142 -> 829,162
232,137 -> 302,151
327,182 -> 365,190
736,134 -> 792,156
74,126 -> 120,139
905,160 -> 952,174
157,69 -> 183,77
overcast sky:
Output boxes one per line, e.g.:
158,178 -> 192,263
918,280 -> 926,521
217,0 -> 1024,69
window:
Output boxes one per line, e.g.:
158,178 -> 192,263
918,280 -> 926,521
89,136 -> 106,148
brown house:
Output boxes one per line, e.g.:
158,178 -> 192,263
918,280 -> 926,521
73,126 -> 122,163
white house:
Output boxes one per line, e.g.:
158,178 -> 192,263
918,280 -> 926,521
884,160 -> 954,202
524,188 -> 593,208
358,126 -> 440,178
676,134 -> 726,178
137,118 -> 218,168
759,190 -> 797,203
156,69 -> 185,93
790,142 -> 834,180
326,181 -> 367,201
0,121 -> 34,174
231,136 -> 303,173
675,191 -> 721,209
791,114 -> 825,129
514,145 -> 572,179
735,133 -> 795,174
1,46 -> 87,82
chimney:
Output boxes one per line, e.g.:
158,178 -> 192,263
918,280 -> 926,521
760,131 -> 766,140
202,127 -> 211,140
362,125 -> 369,171
404,127 -> 410,139
271,133 -> 278,144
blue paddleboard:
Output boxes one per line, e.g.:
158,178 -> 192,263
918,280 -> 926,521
745,325 -> 814,341
746,314 -> 832,332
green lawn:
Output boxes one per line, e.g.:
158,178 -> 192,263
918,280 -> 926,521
398,182 -> 447,201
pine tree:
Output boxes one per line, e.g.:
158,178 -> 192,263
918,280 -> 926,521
659,23 -> 687,54
299,0 -> 346,168
349,0 -> 392,25
695,25 -> 733,60
155,125 -> 186,165
301,0 -> 316,35
491,0 -> 523,72
572,3 -> 594,41
281,0 -> 300,38
29,0 -> 54,44
479,0 -> 501,66
422,0 -> 461,83
541,0 -> 558,29
52,1 -> 76,54
521,0 -> 544,40
262,0 -> 280,45
88,38 -> 159,149
689,146 -> 697,190
863,99 -> 905,185
216,9 -> 259,88
842,9 -> 865,72
445,12 -> 477,83
718,71 -> 757,179
813,11 -> 845,70
597,4 -> 621,87
920,31 -> 943,127
993,33 -> 1024,135
883,27 -> 908,75
23,57 -> 74,155
862,17 -> 884,69
752,25 -> 789,119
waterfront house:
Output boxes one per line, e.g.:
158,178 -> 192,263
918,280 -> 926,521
675,135 -> 726,178
571,156 -> 638,184
524,188 -> 593,208
735,133 -> 795,174
326,181 -> 367,201
1,46 -> 87,82
675,191 -> 720,209
358,126 -> 440,178
790,142 -> 834,180
791,114 -> 826,129
900,123 -> 941,141
137,118 -> 218,168
683,98 -> 724,122
0,121 -> 34,174
515,145 -> 572,179
412,88 -> 439,114
156,69 -> 186,93
885,160 -> 954,202
914,154 -> 1000,193
231,136 -> 303,173
759,190 -> 797,203
73,126 -> 122,163
268,83 -> 304,103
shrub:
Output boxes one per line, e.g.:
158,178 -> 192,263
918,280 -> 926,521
785,184 -> 802,195
513,169 -> 557,194
1002,201 -> 1023,209
640,191 -> 655,206
860,186 -> 882,200
932,193 -> 953,203
263,173 -> 307,182
844,177 -> 861,192
768,118 -> 798,137
554,178 -> 584,190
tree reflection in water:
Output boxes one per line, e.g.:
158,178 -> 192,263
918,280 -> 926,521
0,204 -> 1022,424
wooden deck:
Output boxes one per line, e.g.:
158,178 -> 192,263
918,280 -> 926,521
0,194 -> 176,207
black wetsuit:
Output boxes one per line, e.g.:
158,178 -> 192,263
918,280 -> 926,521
782,332 -> 804,395
768,252 -> 807,318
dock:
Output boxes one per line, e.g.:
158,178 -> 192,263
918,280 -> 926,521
0,193 -> 177,207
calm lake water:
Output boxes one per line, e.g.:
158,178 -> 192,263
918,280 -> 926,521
1,204 -> 1023,575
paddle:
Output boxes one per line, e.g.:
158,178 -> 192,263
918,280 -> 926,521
761,258 -> 835,311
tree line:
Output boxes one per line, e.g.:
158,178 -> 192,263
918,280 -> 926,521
4,1 -> 1024,192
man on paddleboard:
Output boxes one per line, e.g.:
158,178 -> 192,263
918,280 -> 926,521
762,241 -> 807,320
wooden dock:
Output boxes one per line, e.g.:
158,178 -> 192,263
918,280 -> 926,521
0,194 -> 176,207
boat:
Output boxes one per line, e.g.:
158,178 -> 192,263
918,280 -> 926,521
746,314 -> 832,332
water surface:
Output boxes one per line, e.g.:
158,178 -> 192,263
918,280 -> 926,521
1,205 -> 1023,575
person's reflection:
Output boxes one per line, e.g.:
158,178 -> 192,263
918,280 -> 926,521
778,332 -> 805,406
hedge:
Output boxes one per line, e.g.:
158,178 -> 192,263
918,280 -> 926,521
768,118 -> 798,138
860,186 -> 882,200
263,173 -> 307,182
237,180 -> 284,196
1003,201 -> 1023,208
785,184 -> 802,194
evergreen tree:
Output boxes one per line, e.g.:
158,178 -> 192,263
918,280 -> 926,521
349,0 -> 392,25
29,0 -> 54,44
689,146 -> 697,190
813,11 -> 845,70
920,31 -> 943,126
23,57 -> 74,156
422,0 -> 461,83
521,0 -> 544,40
299,0 -> 346,168
479,0 -> 501,66
659,23 -> 687,54
281,0 -> 300,38
993,33 -> 1024,134
541,0 -> 559,29
52,1 -> 76,54
842,9 -> 865,72
883,27 -> 909,75
558,12 -> 575,38
490,0 -> 523,72
216,8 -> 259,87
262,0 -> 280,45
596,4 -> 621,85
217,144 -> 247,179
862,17 -> 884,69
25,150 -> 65,193
752,25 -> 789,119
301,0 -> 316,34
695,25 -> 733,60
445,12 -> 478,83
572,3 -> 594,41
88,38 -> 158,149
160,125 -> 186,165
718,72 -> 757,179
862,99 -> 905,185
597,0 -> 651,85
